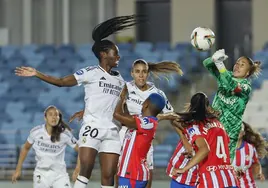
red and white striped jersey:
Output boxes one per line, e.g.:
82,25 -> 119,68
185,118 -> 239,188
166,141 -> 199,186
232,141 -> 259,188
118,115 -> 158,181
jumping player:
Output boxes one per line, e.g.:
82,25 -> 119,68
233,122 -> 266,188
203,49 -> 262,160
11,106 -> 79,188
15,15 -> 143,188
69,58 -> 183,188
113,86 -> 166,188
171,92 -> 239,188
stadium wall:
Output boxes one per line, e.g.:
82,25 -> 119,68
0,0 -> 267,51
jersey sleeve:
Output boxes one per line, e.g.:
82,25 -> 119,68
64,130 -> 78,148
218,71 -> 252,96
203,57 -> 220,79
134,115 -> 156,133
186,125 -> 203,145
73,66 -> 95,86
27,126 -> 40,144
158,89 -> 173,113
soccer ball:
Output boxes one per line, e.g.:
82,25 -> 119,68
190,27 -> 215,51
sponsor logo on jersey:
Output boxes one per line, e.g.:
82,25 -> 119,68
130,91 -> 136,95
100,76 -> 106,80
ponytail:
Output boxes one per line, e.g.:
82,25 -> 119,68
91,15 -> 146,60
249,61 -> 262,77
132,59 -> 183,78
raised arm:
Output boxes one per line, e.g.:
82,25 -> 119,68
12,141 -> 32,183
113,86 -> 137,129
203,57 -> 220,79
15,66 -> 77,87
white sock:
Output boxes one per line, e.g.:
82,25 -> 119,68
73,175 -> 89,188
101,186 -> 114,188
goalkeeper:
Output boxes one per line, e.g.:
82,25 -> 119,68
203,49 -> 261,160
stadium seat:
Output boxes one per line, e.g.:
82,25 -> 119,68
155,42 -> 170,51
174,42 -> 192,52
36,44 -> 55,56
134,42 -> 153,54
161,51 -> 182,62
117,43 -> 132,51
1,45 -> 18,58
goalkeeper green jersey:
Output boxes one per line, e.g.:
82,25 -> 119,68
203,58 -> 251,160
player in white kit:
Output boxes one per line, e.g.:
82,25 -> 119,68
15,15 -> 143,188
11,106 -> 79,188
70,59 -> 183,188
120,59 -> 183,188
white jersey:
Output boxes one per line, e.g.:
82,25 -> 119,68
126,81 -> 173,115
74,65 -> 125,129
27,124 -> 77,173
120,81 -> 173,141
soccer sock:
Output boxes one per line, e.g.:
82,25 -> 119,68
101,186 -> 114,188
73,175 -> 89,188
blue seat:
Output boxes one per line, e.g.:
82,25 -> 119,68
1,45 -> 18,58
0,82 -> 9,95
154,159 -> 169,167
135,42 -> 153,51
57,44 -> 75,53
78,43 -> 93,51
174,42 -> 192,52
117,43 -> 132,51
161,51 -> 181,62
36,44 -> 55,56
155,42 -> 170,51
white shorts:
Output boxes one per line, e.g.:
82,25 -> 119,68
119,126 -> 154,170
147,145 -> 154,170
78,124 -> 121,155
33,168 -> 71,188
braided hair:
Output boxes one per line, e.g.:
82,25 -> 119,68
91,15 -> 145,60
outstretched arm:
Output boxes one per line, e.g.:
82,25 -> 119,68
12,141 -> 32,183
15,66 -> 77,87
203,57 -> 220,79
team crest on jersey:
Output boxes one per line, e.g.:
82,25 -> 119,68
76,70 -> 84,75
245,155 -> 250,161
82,136 -> 87,143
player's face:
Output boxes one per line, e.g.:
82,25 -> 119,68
103,45 -> 120,68
141,99 -> 149,114
131,63 -> 149,88
45,108 -> 60,127
233,57 -> 251,78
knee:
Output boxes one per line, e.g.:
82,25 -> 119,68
79,160 -> 94,179
101,171 -> 115,186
